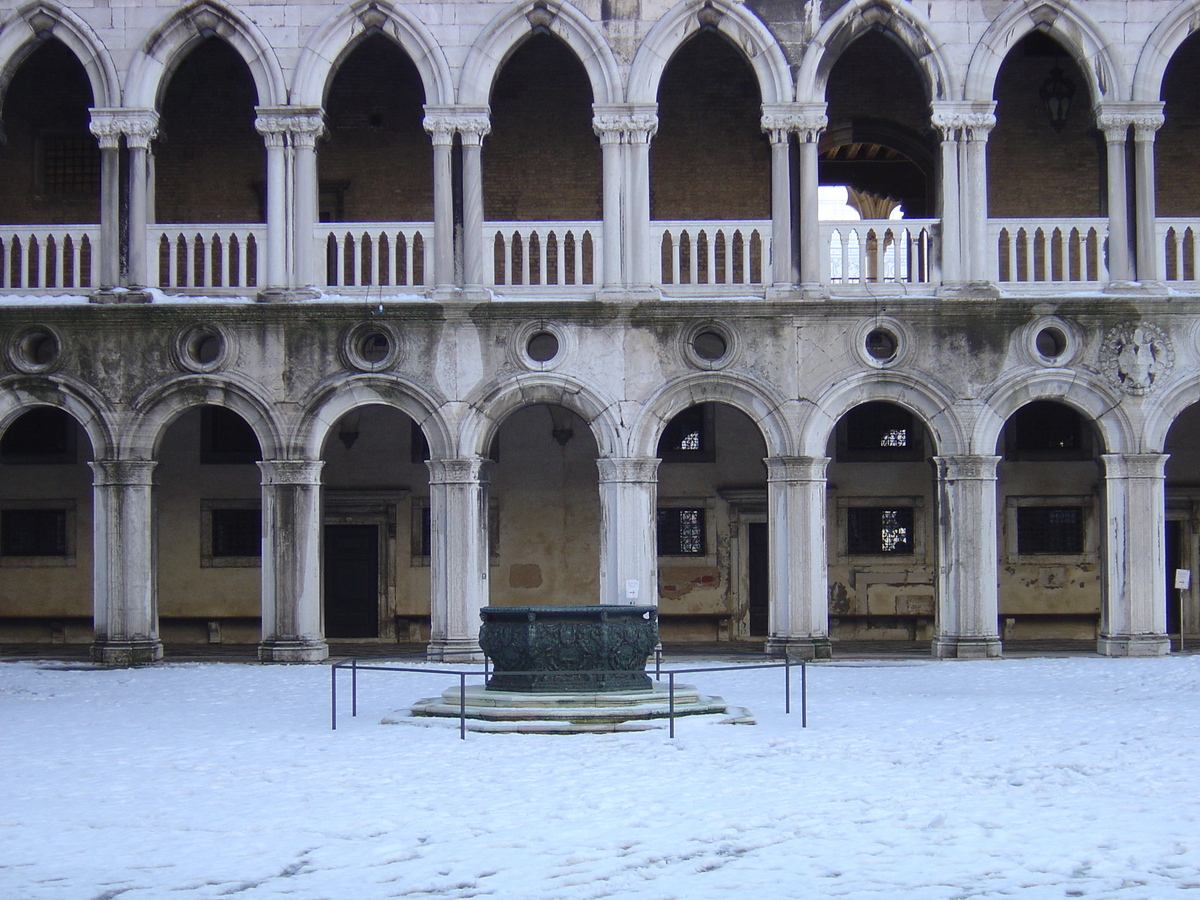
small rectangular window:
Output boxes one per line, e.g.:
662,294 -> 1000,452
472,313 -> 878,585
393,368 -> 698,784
847,506 -> 914,555
658,507 -> 706,556
0,508 -> 67,557
39,132 -> 100,197
211,508 -> 261,558
1016,506 -> 1083,555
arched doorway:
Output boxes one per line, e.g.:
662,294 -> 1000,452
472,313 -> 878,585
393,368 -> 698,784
1163,403 -> 1200,647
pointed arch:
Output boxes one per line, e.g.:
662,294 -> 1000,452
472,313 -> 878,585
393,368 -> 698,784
124,1 -> 285,110
295,373 -> 453,461
0,374 -> 115,459
0,2 -> 118,106
630,373 -> 797,459
627,0 -> 791,106
462,374 -> 622,459
1142,375 -> 1200,452
125,375 -> 283,461
965,1 -> 1124,106
1134,0 -> 1200,103
796,0 -> 956,104
977,371 -> 1133,456
459,0 -> 620,107
293,0 -> 453,108
799,371 -> 966,458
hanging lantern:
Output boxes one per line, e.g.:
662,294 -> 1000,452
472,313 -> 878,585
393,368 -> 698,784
1039,64 -> 1076,131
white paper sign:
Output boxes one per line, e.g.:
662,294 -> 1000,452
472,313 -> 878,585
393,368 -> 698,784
1174,569 -> 1191,590
625,579 -> 640,600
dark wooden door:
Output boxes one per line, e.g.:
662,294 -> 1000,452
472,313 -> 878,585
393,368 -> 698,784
1166,519 -> 1182,637
748,522 -> 769,637
324,524 -> 379,638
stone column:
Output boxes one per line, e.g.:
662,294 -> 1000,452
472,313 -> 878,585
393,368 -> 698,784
1099,454 -> 1171,656
457,112 -> 491,290
123,112 -> 159,289
290,110 -> 325,290
932,456 -> 1002,658
423,110 -> 457,291
623,108 -> 658,289
592,109 -> 626,289
258,460 -> 328,662
255,110 -> 290,291
793,105 -> 827,296
960,107 -> 995,285
761,106 -> 795,289
1097,111 -> 1133,285
426,458 -> 492,661
929,105 -> 965,288
596,458 -> 660,606
763,457 -> 832,660
1131,106 -> 1165,284
87,110 -> 122,290
89,460 -> 162,664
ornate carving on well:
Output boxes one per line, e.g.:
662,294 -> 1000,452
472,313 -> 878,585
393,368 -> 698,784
1100,322 -> 1173,395
478,605 -> 658,692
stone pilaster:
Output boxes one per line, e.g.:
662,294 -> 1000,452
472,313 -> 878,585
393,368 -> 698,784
426,457 -> 493,661
763,457 -> 832,660
258,460 -> 328,662
1099,454 -> 1171,656
932,456 -> 1002,658
596,458 -> 660,606
89,460 -> 162,665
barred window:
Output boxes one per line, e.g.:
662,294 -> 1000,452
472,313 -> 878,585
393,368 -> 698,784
1,509 -> 68,557
658,508 -> 706,556
1016,506 -> 1083,555
658,405 -> 714,462
847,507 -> 914,555
211,508 -> 261,558
40,133 -> 100,196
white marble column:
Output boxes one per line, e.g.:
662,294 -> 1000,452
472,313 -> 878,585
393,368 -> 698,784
290,110 -> 325,290
1098,454 -> 1171,656
258,460 -> 328,662
932,456 -> 1002,658
1097,112 -> 1132,286
596,458 -> 659,606
427,458 -> 492,661
423,110 -> 457,291
793,105 -> 827,296
761,107 -> 794,289
763,457 -> 832,660
1131,106 -> 1165,284
89,460 -> 162,664
254,110 -> 290,291
929,105 -> 965,288
592,109 -> 626,289
87,110 -> 122,291
457,112 -> 491,291
960,106 -> 995,285
623,108 -> 657,289
123,111 -> 159,289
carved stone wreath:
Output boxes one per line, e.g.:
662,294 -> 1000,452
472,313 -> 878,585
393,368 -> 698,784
1100,322 -> 1173,396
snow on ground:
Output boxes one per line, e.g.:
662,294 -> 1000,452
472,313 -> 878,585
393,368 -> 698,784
2,654 -> 1199,900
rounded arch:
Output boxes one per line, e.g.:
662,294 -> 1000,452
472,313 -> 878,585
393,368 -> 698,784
1134,0 -> 1200,103
796,0 -> 956,104
124,1 -> 285,110
0,2 -> 118,106
295,373 -> 453,461
0,375 -> 115,459
1142,375 -> 1200,451
463,374 -> 622,459
293,0 -> 453,108
977,371 -> 1134,456
628,0 -> 791,106
630,373 -> 796,459
459,0 -> 620,107
126,375 -> 283,460
800,372 -> 966,458
965,0 -> 1123,106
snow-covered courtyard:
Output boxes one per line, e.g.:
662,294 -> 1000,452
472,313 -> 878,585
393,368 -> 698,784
2,653 -> 1199,899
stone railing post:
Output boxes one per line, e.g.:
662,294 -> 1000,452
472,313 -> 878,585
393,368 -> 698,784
932,456 -> 1002,658
596,458 -> 660,606
426,457 -> 493,660
763,456 -> 832,659
258,459 -> 328,662
89,460 -> 162,664
1099,454 -> 1171,656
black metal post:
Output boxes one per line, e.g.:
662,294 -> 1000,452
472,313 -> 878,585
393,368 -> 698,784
331,664 -> 337,731
459,672 -> 467,740
668,672 -> 675,738
801,661 -> 807,728
785,655 -> 791,714
351,658 -> 358,717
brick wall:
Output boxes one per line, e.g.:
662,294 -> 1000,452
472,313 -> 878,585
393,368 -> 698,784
484,33 -> 601,221
320,34 -> 433,222
651,31 -> 770,220
155,38 -> 264,224
0,39 -> 98,225
1157,33 -> 1200,216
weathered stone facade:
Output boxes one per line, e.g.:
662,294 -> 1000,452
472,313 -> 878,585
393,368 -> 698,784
3,0 -> 1200,662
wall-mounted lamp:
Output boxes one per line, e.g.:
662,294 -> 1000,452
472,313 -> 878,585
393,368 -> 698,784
548,405 -> 574,448
1039,64 -> 1075,132
337,411 -> 362,450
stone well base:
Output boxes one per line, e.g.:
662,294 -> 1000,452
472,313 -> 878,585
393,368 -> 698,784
391,683 -> 754,733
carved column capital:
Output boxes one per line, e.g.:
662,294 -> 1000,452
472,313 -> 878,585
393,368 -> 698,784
765,456 -> 830,482
89,459 -> 157,486
934,455 -> 1001,482
258,459 -> 325,486
427,457 -> 494,485
88,108 -> 159,149
596,457 -> 661,483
